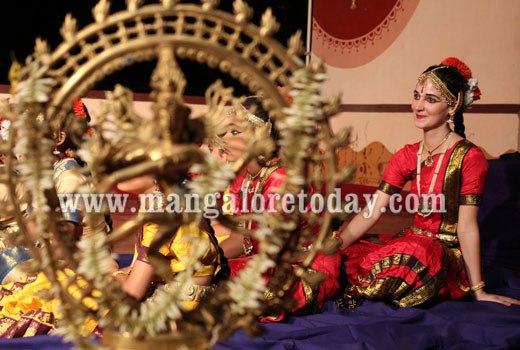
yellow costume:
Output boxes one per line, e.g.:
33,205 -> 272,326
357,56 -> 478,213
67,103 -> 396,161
136,222 -> 224,310
0,222 -> 224,338
0,158 -> 108,338
0,269 -> 99,338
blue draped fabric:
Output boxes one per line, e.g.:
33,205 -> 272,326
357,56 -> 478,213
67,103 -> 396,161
0,335 -> 74,350
217,285 -> 520,350
0,246 -> 31,283
478,158 -> 520,271
1,267 -> 518,350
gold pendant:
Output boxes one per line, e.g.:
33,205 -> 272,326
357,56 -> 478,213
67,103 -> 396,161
243,235 -> 254,255
425,155 -> 433,166
417,198 -> 433,217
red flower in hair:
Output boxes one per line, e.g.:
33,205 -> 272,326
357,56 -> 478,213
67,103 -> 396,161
472,87 -> 482,102
440,57 -> 472,80
72,97 -> 94,136
440,57 -> 481,104
72,98 -> 87,119
277,86 -> 293,105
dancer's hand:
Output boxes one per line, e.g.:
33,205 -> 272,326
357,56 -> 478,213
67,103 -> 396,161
475,291 -> 520,306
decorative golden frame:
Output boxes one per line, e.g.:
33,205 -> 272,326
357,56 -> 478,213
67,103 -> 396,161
3,1 -> 351,348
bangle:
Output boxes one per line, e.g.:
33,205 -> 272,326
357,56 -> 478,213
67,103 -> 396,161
331,231 -> 344,248
470,280 -> 485,293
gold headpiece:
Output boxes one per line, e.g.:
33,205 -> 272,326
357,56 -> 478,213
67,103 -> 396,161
240,103 -> 266,127
239,103 -> 272,135
417,68 -> 462,112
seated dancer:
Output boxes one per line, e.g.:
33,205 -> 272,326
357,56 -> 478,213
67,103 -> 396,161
115,175 -> 227,310
0,113 -> 31,284
0,176 -> 30,284
0,99 -> 109,285
0,99 -> 111,338
336,57 -> 520,307
213,96 -> 341,320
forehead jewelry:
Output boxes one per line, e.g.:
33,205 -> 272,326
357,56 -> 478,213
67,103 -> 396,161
240,104 -> 265,127
417,69 -> 461,107
239,104 -> 272,136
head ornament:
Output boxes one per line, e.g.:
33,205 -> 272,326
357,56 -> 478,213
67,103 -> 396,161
417,57 -> 481,111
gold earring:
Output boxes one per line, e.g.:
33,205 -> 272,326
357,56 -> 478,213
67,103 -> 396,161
447,113 -> 454,124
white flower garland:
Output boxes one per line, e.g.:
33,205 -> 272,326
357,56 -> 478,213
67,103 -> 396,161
9,49 -> 336,350
13,62 -> 55,231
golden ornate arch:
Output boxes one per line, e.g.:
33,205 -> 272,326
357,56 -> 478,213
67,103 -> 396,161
31,1 -> 304,125
3,1 -> 351,349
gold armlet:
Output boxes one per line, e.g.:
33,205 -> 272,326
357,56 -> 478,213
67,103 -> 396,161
470,281 -> 485,293
112,270 -> 130,278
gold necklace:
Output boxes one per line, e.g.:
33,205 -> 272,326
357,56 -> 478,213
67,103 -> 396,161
247,167 -> 264,181
416,132 -> 452,217
423,131 -> 452,166
240,164 -> 280,255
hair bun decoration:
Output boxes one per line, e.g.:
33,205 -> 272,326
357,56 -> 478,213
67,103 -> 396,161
72,97 -> 88,119
72,97 -> 94,136
277,86 -> 293,105
440,57 -> 481,108
440,57 -> 472,80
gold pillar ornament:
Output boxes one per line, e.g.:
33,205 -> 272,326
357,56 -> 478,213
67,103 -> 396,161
1,1 -> 352,349
8,57 -> 21,95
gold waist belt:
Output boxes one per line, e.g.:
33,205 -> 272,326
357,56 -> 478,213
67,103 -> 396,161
410,225 -> 459,245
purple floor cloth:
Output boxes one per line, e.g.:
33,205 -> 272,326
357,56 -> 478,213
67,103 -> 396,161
1,269 -> 518,350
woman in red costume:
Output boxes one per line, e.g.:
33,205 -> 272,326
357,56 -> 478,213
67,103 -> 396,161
336,58 -> 520,307
212,96 -> 341,320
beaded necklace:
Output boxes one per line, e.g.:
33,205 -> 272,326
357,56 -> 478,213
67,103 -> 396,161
416,132 -> 452,217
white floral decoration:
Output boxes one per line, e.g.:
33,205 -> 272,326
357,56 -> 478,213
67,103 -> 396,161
186,153 -> 235,196
464,77 -> 479,109
0,119 -> 10,141
13,60 -> 56,200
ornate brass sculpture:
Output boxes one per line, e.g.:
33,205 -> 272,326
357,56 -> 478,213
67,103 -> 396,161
0,1 -> 351,349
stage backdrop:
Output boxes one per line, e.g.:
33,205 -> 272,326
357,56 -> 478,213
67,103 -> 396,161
1,0 -> 518,187
312,0 -> 519,186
